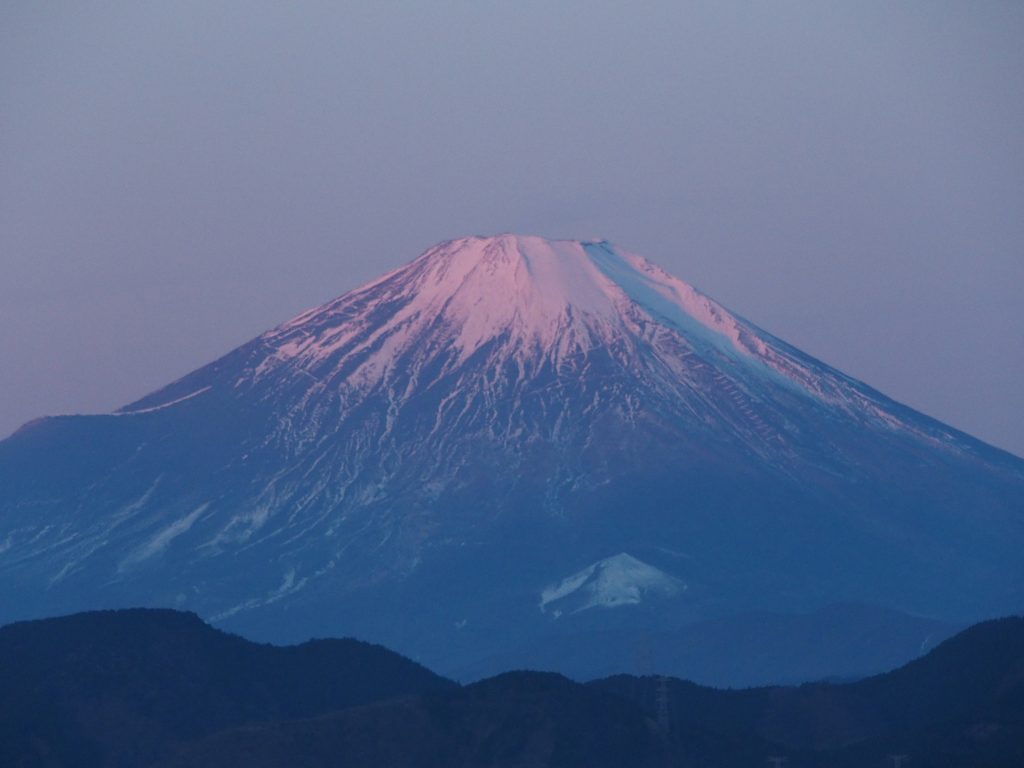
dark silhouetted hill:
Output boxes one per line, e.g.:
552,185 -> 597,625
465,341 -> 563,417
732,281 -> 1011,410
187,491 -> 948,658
161,616 -> 1024,768
2,610 -> 1022,767
156,672 -> 682,768
455,602 -> 961,687
0,608 -> 453,767
597,615 -> 1024,766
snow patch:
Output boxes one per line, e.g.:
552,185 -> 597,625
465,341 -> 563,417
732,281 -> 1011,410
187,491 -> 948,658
539,552 -> 684,616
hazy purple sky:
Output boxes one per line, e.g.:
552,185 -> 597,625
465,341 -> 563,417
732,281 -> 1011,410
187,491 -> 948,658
2,2 -> 1022,456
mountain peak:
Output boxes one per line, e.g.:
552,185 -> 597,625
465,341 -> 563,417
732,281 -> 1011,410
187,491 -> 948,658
120,235 -> 978,452
3,234 -> 1022,686
258,234 -> 767,386
414,234 -> 622,308
408,235 -> 627,348
436,233 -> 611,253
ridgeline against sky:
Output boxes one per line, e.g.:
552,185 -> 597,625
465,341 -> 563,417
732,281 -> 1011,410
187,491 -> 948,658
1,3 -> 1022,455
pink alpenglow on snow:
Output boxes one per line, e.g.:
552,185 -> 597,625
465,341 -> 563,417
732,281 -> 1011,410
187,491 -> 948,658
243,235 -> 943,440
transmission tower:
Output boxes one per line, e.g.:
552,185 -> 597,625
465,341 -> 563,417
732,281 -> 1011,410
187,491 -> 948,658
655,674 -> 670,732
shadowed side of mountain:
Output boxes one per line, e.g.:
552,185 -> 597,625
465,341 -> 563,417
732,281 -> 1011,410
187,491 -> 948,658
0,608 -> 453,768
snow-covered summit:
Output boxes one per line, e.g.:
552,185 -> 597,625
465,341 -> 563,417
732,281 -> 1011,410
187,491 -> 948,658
395,234 -> 629,357
122,234 -> 991,456
539,553 -> 685,617
251,234 -> 776,388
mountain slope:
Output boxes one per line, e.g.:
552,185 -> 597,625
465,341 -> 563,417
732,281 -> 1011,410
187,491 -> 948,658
1,234 -> 1021,682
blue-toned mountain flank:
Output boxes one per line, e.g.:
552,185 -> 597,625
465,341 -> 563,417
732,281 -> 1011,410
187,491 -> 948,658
1,235 -> 1021,683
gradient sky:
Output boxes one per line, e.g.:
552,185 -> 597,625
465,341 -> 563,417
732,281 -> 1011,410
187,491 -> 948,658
2,2 -> 1022,456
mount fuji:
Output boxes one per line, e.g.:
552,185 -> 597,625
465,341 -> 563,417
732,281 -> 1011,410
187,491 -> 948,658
1,235 -> 1022,682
